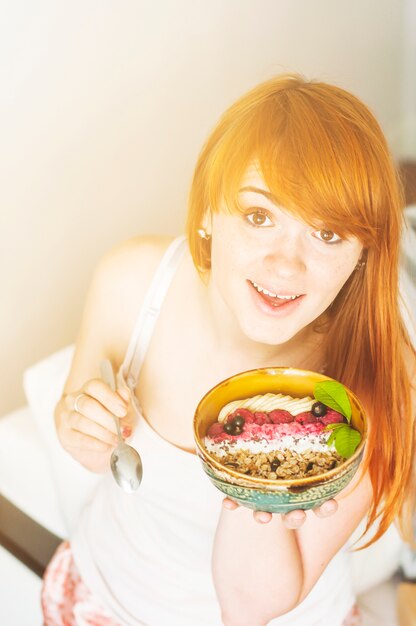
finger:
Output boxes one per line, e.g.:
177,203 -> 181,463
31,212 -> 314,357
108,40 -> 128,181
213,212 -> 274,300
66,447 -> 113,473
83,379 -> 128,417
117,386 -> 130,404
312,499 -> 338,518
253,511 -> 273,524
68,411 -> 119,446
119,406 -> 135,440
69,394 -> 120,436
223,498 -> 239,510
282,509 -> 307,529
64,428 -> 115,453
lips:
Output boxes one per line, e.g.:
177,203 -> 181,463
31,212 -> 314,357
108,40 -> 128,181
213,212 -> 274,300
248,280 -> 303,309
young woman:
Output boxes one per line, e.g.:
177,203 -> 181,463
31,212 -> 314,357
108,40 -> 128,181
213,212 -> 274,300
42,74 -> 415,626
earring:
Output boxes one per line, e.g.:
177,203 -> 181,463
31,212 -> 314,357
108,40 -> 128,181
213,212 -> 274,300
355,259 -> 366,270
197,228 -> 211,240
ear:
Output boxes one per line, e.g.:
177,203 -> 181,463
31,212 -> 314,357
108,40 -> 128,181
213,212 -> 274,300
201,210 -> 212,237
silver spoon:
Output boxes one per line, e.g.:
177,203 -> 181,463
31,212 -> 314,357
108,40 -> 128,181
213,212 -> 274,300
100,359 -> 143,492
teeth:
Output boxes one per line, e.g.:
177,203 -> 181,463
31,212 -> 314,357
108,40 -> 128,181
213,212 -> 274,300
251,281 -> 299,300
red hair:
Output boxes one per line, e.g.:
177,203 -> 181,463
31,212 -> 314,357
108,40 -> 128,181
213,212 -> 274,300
186,74 -> 415,546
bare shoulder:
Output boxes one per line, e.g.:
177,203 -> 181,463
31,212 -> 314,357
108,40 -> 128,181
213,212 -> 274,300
403,341 -> 416,378
402,340 -> 416,410
91,235 -> 172,319
98,234 -> 174,289
95,234 -> 176,347
65,235 -> 178,390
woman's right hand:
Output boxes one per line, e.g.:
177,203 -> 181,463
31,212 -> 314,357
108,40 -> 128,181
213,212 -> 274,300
55,378 -> 132,473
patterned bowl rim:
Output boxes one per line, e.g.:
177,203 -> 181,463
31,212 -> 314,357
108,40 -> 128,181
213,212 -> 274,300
193,366 -> 367,489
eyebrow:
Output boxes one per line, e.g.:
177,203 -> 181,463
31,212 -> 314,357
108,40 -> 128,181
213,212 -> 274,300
239,186 -> 277,204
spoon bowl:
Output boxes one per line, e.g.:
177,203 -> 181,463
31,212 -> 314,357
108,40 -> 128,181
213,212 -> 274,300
110,441 -> 143,493
100,359 -> 143,492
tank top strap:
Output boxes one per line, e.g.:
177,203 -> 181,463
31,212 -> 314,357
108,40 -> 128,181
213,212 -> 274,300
117,235 -> 187,388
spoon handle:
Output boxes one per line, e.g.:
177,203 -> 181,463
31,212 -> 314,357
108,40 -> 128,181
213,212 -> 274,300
100,359 -> 123,443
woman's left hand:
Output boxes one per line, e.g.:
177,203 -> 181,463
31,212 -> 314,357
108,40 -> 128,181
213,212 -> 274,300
222,497 -> 338,528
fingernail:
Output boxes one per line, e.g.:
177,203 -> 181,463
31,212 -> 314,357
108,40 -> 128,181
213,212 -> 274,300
286,514 -> 304,527
121,425 -> 132,438
321,502 -> 336,515
115,404 -> 127,417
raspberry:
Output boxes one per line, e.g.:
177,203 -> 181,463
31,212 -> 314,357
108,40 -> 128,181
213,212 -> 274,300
254,411 -> 269,425
295,411 -> 317,424
320,409 -> 344,425
228,408 -> 255,423
269,409 -> 294,424
207,422 -> 224,437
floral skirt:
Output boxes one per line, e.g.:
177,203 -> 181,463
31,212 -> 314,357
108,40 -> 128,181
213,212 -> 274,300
42,542 -> 362,626
42,542 -> 120,626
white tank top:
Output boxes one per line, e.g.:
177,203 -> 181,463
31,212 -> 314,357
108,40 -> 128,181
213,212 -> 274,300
71,236 -> 356,626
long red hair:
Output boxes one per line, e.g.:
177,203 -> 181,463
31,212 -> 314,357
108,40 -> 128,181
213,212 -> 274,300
186,74 -> 415,546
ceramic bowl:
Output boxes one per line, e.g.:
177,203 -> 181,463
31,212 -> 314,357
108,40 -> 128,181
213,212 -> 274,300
193,367 -> 367,514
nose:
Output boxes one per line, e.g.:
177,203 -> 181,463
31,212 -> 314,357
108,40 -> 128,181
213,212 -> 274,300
263,240 -> 306,280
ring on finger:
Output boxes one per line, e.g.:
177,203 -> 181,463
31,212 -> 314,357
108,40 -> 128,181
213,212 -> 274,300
74,393 -> 88,413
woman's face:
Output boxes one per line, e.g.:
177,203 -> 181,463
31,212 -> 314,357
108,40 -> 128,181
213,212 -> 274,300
207,167 -> 363,346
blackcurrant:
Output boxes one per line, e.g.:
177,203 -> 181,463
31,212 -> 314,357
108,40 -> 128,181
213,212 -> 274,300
233,425 -> 243,436
233,415 -> 245,427
311,401 -> 327,417
223,422 -> 235,434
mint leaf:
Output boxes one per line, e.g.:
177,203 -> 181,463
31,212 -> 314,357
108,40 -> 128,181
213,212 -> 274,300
326,430 -> 337,447
324,423 -> 345,432
314,381 -> 352,422
332,424 -> 361,458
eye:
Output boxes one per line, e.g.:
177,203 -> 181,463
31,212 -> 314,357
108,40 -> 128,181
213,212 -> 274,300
245,211 -> 273,227
312,229 -> 342,244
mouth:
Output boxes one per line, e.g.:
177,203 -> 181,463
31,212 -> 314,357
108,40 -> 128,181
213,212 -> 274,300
248,280 -> 304,310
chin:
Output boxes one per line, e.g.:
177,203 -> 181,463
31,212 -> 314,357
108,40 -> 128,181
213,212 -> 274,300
238,319 -> 300,347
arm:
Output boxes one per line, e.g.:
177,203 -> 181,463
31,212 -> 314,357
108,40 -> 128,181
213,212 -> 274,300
212,467 -> 373,626
54,236 -> 171,471
213,507 -> 302,626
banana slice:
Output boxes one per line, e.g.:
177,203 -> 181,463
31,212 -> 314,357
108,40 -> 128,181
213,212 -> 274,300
217,393 -> 315,422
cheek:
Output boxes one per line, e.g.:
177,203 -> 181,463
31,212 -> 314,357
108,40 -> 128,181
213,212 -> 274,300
319,257 -> 358,296
211,224 -> 247,275
337,248 -> 361,275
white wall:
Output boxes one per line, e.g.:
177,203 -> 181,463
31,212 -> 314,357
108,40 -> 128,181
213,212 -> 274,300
397,0 -> 416,158
0,0 -> 410,415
